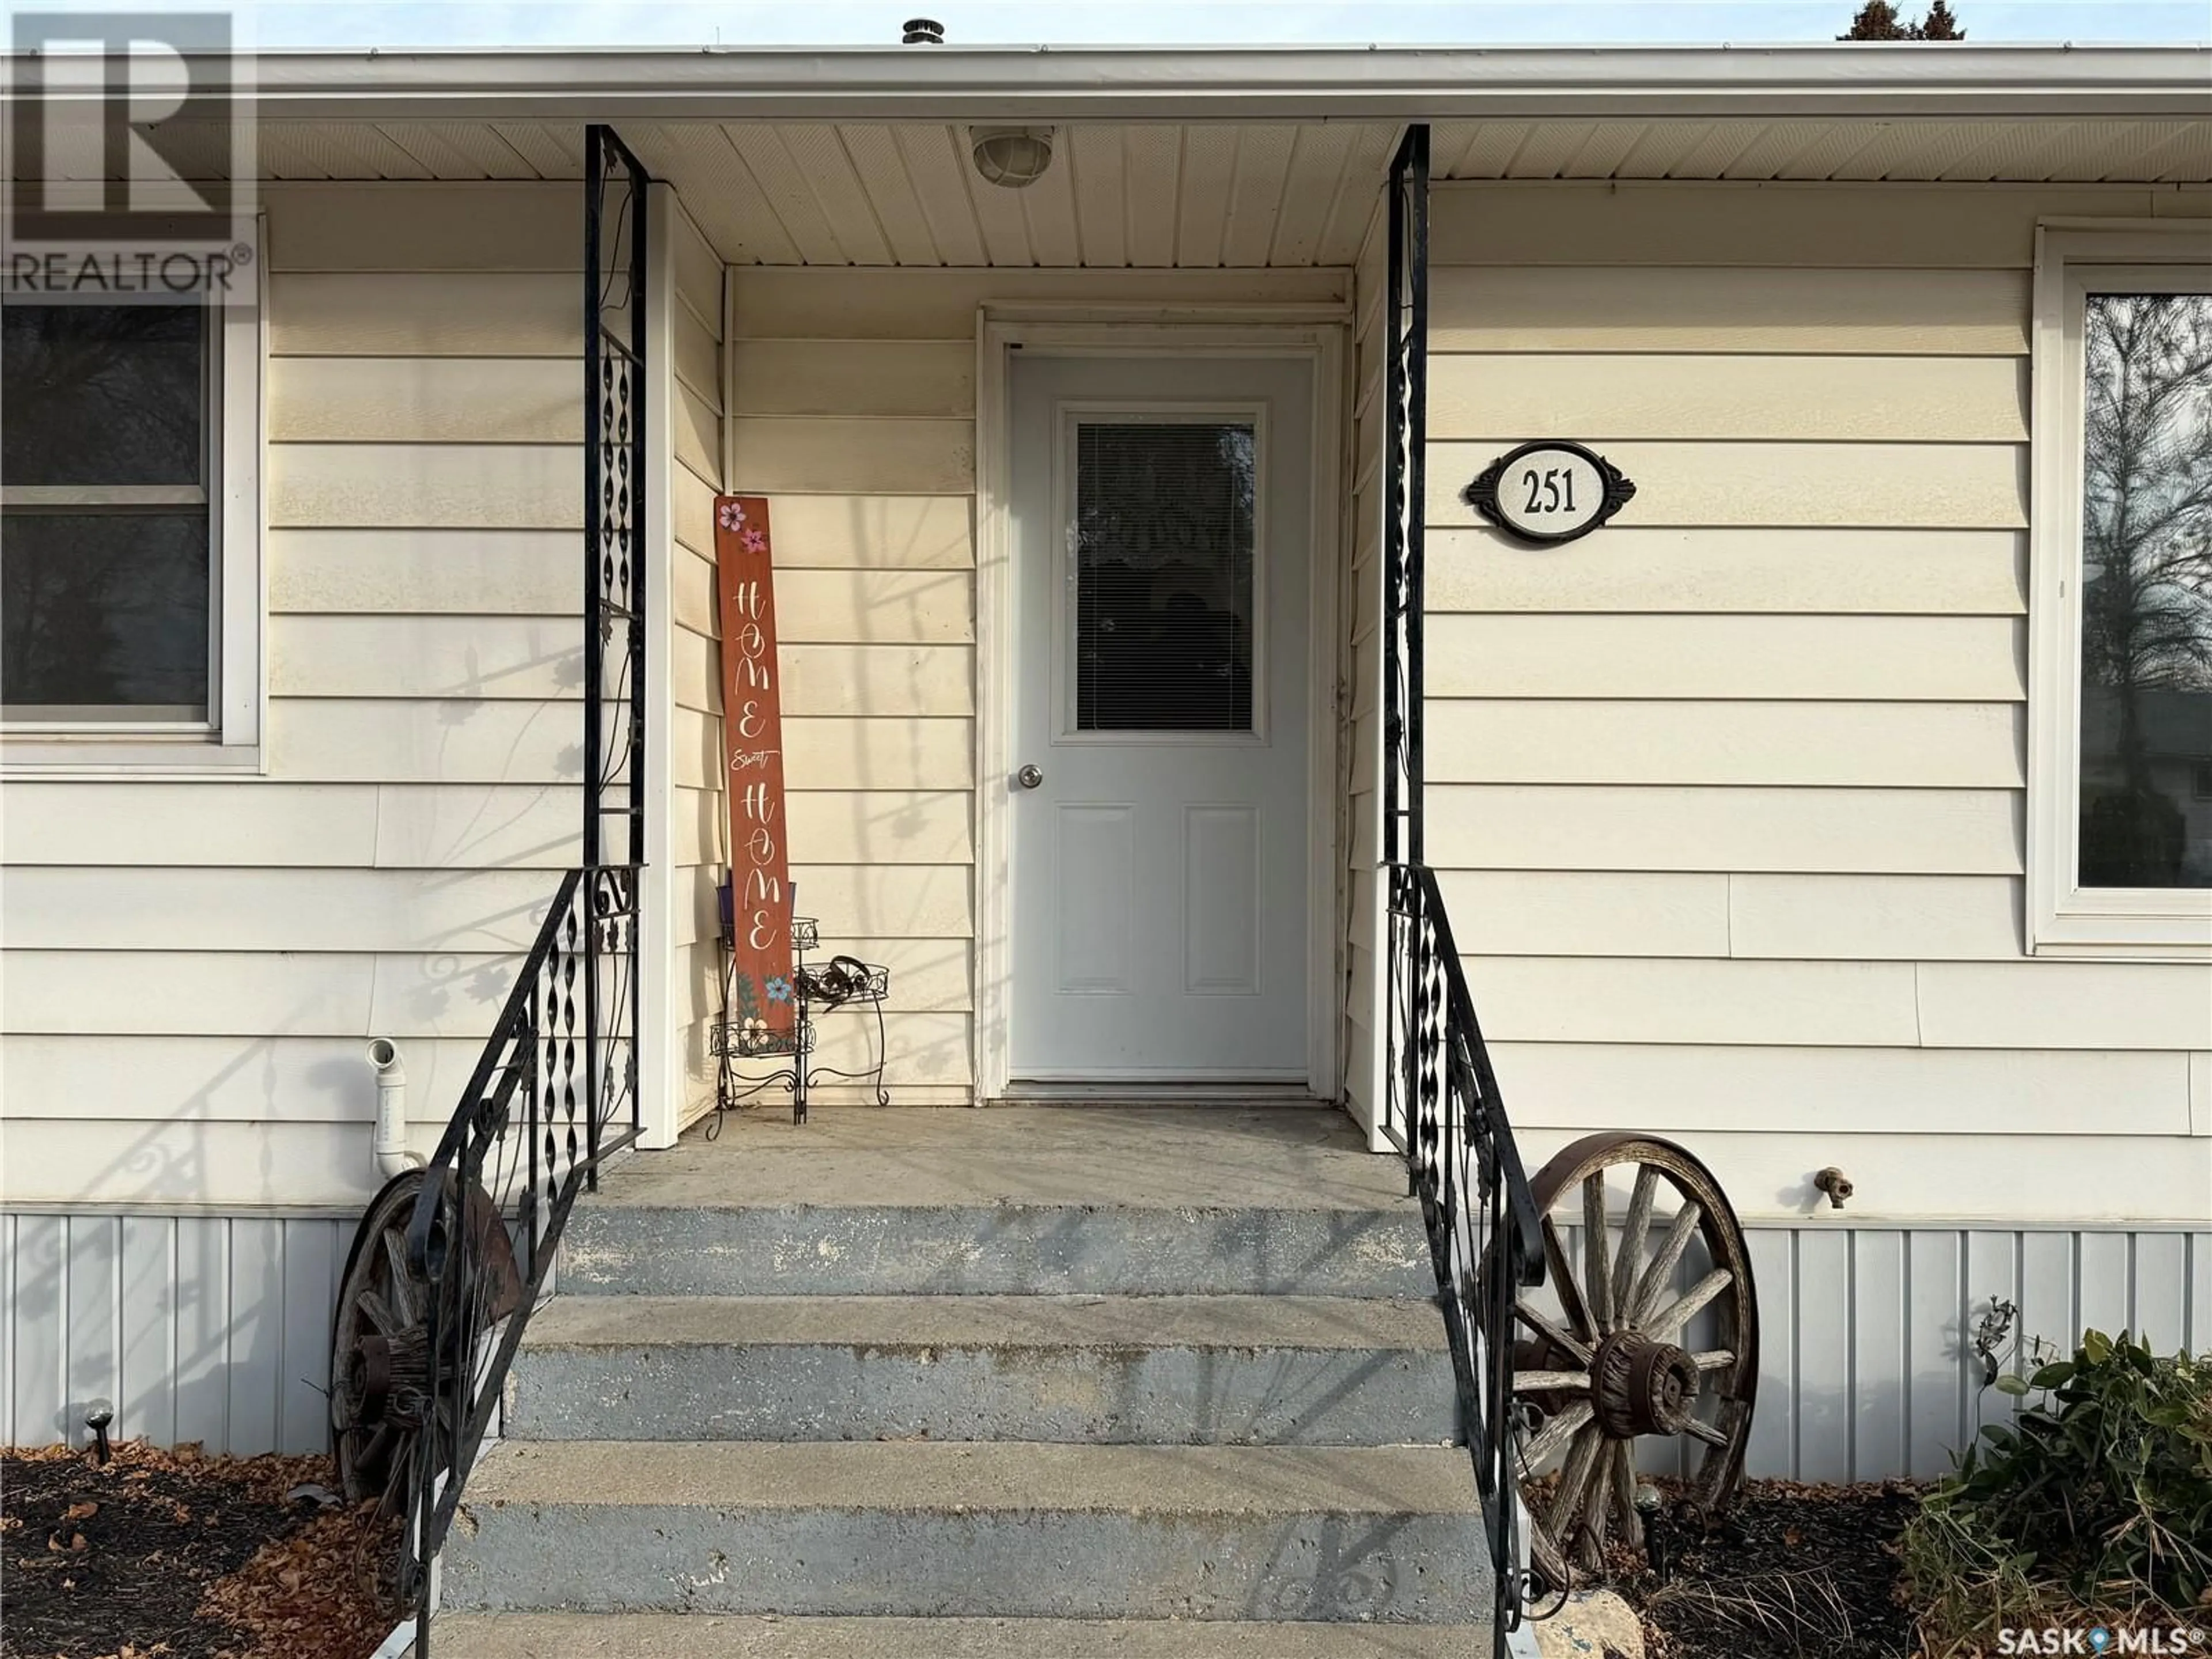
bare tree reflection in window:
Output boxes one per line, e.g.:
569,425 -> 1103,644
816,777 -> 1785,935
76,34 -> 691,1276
2078,293 -> 2212,888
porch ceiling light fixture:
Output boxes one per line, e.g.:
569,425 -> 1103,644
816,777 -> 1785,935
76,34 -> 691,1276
971,126 -> 1055,188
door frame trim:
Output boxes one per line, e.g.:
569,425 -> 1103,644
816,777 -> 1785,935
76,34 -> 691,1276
974,310 -> 1347,1101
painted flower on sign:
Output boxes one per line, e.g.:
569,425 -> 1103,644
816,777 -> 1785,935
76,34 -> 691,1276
718,501 -> 748,532
765,976 -> 794,1004
741,527 -> 768,554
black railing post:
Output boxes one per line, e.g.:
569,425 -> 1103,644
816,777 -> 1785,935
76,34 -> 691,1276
582,125 -> 608,1198
1383,123 -> 1431,872
581,124 -> 650,1189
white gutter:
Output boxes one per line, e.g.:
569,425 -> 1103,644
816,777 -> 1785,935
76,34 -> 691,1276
10,43 -> 2208,123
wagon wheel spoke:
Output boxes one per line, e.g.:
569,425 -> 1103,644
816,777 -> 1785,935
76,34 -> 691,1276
1611,1165 -> 1658,1320
1684,1417 -> 1731,1448
1522,1400 -> 1593,1471
1516,1370 -> 1592,1393
1525,1508 -> 1573,1599
1541,1215 -> 1597,1344
357,1289 -> 402,1339
1608,1439 -> 1643,1552
1514,1300 -> 1594,1368
1627,1202 -> 1702,1327
1581,1173 -> 1613,1333
379,1228 -> 418,1327
1645,1267 -> 1733,1344
1692,1349 -> 1736,1372
1579,1436 -> 1618,1569
1549,1425 -> 1604,1540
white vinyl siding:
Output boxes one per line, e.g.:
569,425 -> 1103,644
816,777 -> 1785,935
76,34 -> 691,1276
0,183 -> 585,1209
1340,198 -> 1388,1138
721,268 -> 982,1105
668,199 -> 727,1133
1416,181 -> 2212,1225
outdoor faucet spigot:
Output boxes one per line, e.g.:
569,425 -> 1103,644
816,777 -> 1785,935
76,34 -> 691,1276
1813,1167 -> 1853,1210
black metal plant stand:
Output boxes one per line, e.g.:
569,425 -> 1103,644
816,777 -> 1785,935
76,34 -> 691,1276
711,910 -> 891,1126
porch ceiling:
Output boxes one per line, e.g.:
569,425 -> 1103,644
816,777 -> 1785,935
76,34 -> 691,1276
29,112 -> 2212,267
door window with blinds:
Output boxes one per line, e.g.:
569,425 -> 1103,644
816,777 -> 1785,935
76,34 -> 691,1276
1060,411 -> 1264,738
1,299 -> 217,725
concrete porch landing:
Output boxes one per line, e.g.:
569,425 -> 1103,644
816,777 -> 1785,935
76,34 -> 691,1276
558,1104 -> 1429,1301
610,1103 -> 1407,1211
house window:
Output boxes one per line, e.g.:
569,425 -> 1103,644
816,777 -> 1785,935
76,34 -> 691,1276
2028,228 -> 2212,956
0,274 -> 261,769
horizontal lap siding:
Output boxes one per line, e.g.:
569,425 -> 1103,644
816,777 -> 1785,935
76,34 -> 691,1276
724,270 -> 983,1101
1,183 -> 584,1210
670,201 -> 726,1132
1342,200 -> 1387,1138
1421,184 -> 2212,1226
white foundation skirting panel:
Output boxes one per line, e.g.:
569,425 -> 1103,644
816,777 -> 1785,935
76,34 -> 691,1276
3,1209 -> 353,1456
1733,1221 -> 2210,1482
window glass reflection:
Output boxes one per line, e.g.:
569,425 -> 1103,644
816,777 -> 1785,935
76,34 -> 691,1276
1074,422 -> 1256,733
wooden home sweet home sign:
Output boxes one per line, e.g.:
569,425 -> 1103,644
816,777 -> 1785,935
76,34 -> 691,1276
713,495 -> 797,1041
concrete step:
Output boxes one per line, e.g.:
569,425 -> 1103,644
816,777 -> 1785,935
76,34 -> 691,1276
559,1104 -> 1432,1299
430,1613 -> 1497,1657
562,1200 -> 1431,1297
503,1294 -> 1459,1446
438,1440 -> 1490,1624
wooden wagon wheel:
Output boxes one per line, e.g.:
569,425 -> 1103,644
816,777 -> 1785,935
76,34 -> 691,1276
1511,1132 -> 1758,1592
330,1171 -> 438,1523
330,1165 -> 529,1617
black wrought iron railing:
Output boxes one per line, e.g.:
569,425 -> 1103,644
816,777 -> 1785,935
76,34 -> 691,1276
1378,124 -> 1547,1656
1385,863 -> 1545,1649
391,125 -> 650,1654
401,865 -> 642,1610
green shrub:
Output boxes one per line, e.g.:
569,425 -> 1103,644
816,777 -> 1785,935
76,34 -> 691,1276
1902,1330 -> 2212,1654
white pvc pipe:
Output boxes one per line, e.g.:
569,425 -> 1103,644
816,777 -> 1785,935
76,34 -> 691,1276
368,1037 -> 423,1179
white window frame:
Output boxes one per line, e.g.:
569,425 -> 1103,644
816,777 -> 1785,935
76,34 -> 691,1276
2027,223 -> 2212,959
1,228 -> 265,775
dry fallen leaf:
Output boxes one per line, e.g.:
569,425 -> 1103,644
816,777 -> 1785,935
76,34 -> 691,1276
64,1499 -> 100,1522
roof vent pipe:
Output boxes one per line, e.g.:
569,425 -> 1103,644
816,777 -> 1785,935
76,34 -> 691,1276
902,18 -> 944,44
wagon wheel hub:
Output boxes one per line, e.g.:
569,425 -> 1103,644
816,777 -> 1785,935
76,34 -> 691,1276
342,1325 -> 430,1430
1591,1330 -> 1700,1439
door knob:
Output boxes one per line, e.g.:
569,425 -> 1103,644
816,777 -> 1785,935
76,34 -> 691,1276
1017,764 -> 1044,790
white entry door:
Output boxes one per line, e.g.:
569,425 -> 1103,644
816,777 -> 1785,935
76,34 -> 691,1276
1008,352 -> 1315,1084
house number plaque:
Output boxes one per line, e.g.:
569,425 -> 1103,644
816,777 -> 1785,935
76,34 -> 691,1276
1463,440 -> 1635,546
